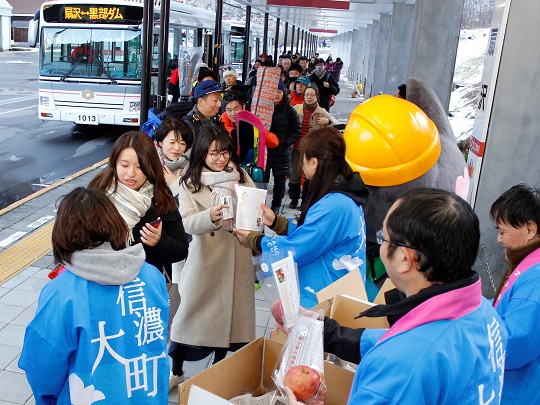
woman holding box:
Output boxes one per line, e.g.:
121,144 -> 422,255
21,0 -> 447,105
169,126 -> 256,387
234,127 -> 368,309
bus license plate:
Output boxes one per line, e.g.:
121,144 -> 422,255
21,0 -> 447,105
75,114 -> 98,125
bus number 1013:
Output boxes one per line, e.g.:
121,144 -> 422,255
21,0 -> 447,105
77,114 -> 97,124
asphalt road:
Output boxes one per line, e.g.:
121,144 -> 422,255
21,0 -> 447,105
0,49 -> 131,210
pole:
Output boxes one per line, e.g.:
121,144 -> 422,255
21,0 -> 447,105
157,0 -> 170,111
283,22 -> 288,55
273,17 -> 280,63
263,13 -> 269,57
295,26 -> 300,54
242,6 -> 251,82
212,0 -> 224,77
140,0 -> 154,127
290,25 -> 295,55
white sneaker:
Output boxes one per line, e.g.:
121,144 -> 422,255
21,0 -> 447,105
169,374 -> 184,392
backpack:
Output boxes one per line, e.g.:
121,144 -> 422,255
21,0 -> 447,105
141,100 -> 194,138
141,107 -> 162,138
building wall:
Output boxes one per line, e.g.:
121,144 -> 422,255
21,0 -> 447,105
1,14 -> 10,50
11,0 -> 42,15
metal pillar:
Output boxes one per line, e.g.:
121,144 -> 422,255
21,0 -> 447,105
212,0 -> 224,77
140,0 -> 154,126
157,0 -> 170,112
263,13 -> 269,56
283,22 -> 288,55
295,27 -> 300,53
274,18 -> 280,62
290,25 -> 295,55
242,6 -> 252,82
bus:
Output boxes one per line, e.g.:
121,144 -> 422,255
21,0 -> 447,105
28,0 -> 231,126
228,21 -> 269,75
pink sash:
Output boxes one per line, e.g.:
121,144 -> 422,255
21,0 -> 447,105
379,279 -> 482,343
493,247 -> 540,308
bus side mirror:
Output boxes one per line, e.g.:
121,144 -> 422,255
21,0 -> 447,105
28,10 -> 39,48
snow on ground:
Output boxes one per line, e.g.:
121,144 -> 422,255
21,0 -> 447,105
449,28 -> 490,142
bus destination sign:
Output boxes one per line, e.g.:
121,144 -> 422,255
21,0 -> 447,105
64,6 -> 124,21
42,4 -> 143,24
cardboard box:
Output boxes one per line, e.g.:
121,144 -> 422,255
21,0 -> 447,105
329,295 -> 389,329
372,278 -> 396,305
179,336 -> 355,405
315,268 -> 367,303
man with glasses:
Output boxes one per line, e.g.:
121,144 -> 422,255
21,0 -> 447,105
286,188 -> 508,405
183,80 -> 223,138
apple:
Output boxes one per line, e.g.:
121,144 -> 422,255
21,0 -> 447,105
272,298 -> 284,325
283,365 -> 321,401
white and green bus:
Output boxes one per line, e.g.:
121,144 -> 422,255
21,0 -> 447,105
28,0 -> 231,126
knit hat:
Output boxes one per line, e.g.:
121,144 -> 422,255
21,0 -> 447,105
222,66 -> 238,80
296,76 -> 310,87
193,80 -> 222,100
277,79 -> 286,92
306,82 -> 319,95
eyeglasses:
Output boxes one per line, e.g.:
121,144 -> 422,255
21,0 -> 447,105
376,229 -> 420,251
209,150 -> 231,161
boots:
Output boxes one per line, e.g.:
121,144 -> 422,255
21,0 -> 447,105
288,182 -> 301,209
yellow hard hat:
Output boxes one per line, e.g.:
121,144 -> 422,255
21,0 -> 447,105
344,95 -> 440,187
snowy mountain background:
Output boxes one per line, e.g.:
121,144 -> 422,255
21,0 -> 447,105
449,28 -> 490,156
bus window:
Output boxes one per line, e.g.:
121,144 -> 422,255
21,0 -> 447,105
40,27 -> 142,79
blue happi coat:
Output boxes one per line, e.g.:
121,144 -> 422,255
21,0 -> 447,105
19,261 -> 169,404
494,247 -> 540,405
261,189 -> 367,308
349,280 -> 508,404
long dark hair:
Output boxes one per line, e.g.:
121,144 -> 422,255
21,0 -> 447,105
53,187 -> 129,265
88,131 -> 177,216
181,126 -> 246,192
298,127 -> 353,225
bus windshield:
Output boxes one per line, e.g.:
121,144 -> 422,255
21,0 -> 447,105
40,27 -> 142,80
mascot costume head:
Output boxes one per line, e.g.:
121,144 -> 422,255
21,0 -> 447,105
344,77 -> 469,256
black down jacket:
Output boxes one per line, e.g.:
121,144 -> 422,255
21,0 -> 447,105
266,102 -> 301,177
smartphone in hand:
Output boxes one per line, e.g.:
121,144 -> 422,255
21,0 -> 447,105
149,219 -> 161,228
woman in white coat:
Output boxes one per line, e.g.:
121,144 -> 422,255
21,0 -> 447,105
169,126 -> 256,386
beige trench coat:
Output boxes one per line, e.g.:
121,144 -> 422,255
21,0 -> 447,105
170,175 -> 256,348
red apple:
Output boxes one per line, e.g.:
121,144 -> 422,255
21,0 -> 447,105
272,299 -> 284,325
283,365 -> 321,401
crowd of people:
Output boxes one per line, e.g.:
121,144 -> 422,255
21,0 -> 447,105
16,48 -> 540,405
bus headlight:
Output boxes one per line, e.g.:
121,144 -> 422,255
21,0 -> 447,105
40,96 -> 50,107
130,102 -> 141,112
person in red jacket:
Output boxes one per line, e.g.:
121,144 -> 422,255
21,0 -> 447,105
289,76 -> 310,106
220,91 -> 278,164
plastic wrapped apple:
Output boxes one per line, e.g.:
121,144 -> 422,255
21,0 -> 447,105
272,298 -> 284,325
283,365 -> 321,401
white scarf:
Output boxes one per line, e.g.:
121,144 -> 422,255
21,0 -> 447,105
200,168 -> 240,230
107,181 -> 154,242
155,142 -> 190,175
200,168 -> 240,206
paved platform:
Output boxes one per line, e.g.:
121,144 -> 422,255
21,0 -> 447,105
0,78 -> 362,404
